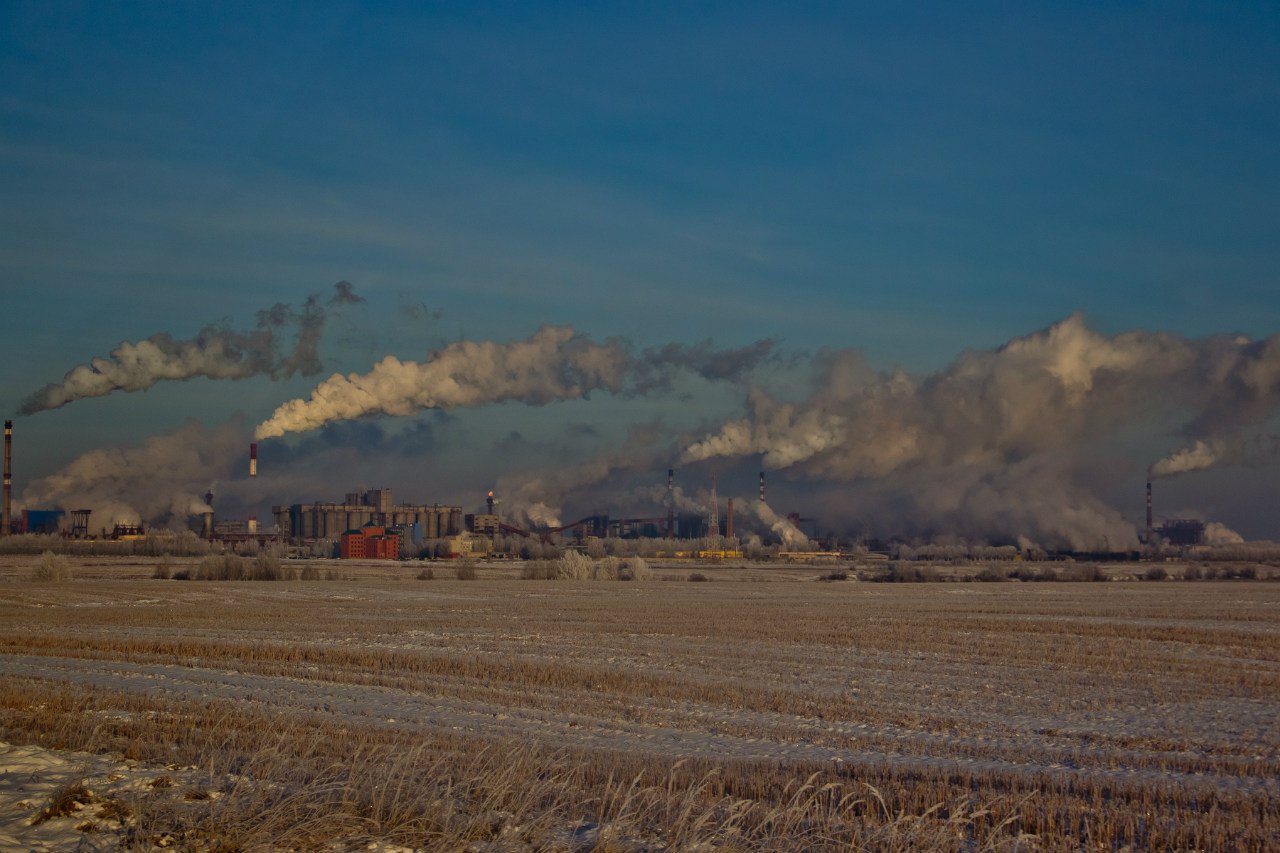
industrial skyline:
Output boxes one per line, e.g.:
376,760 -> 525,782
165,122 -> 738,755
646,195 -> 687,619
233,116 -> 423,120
2,4 -> 1279,545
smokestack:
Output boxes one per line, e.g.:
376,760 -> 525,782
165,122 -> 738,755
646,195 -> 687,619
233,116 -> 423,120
1146,481 -> 1153,542
726,497 -> 734,541
759,471 -> 765,502
709,474 -> 719,538
248,515 -> 258,534
667,468 -> 674,538
486,490 -> 494,514
249,443 -> 258,478
202,510 -> 214,539
2,420 -> 10,537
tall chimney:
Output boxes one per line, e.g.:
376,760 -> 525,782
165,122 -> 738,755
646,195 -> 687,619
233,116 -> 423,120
759,471 -> 765,502
201,510 -> 214,539
2,420 -> 11,537
667,468 -> 674,538
249,443 -> 258,478
247,515 -> 258,534
1146,481 -> 1153,542
709,474 -> 719,538
726,497 -> 734,541
486,490 -> 495,514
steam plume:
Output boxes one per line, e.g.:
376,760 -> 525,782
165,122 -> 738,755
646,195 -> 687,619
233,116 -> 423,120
255,328 -> 772,439
681,314 -> 1280,550
20,282 -> 363,414
22,418 -> 249,532
1150,440 -> 1226,478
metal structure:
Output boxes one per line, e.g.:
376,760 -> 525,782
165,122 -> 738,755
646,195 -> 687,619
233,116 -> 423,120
2,420 -> 10,536
1146,481 -> 1153,542
726,497 -> 734,540
709,475 -> 719,538
667,468 -> 675,538
69,509 -> 91,539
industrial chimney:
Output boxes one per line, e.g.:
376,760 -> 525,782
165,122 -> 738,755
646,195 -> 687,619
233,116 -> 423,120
667,468 -> 674,538
486,490 -> 495,515
249,443 -> 258,478
2,420 -> 11,537
758,471 -> 765,502
709,475 -> 719,538
1146,481 -> 1153,543
726,497 -> 734,541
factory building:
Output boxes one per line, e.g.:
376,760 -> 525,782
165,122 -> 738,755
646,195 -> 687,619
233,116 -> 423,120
340,525 -> 401,560
1159,519 -> 1207,547
274,488 -> 461,541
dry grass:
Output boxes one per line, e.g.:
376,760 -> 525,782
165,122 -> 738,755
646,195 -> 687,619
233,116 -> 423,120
0,563 -> 1277,849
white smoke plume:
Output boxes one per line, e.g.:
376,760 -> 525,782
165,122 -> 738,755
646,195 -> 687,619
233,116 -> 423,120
1149,440 -> 1226,478
1150,435 -> 1280,479
1203,522 -> 1245,546
495,423 -> 670,530
21,418 -> 248,533
681,314 -> 1280,550
739,499 -> 810,548
255,328 -> 773,439
20,282 -> 363,414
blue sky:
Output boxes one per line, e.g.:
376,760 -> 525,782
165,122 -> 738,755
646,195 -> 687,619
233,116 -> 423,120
3,2 -> 1279,538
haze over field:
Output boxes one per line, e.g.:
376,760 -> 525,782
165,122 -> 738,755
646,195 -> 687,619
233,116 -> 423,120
3,4 -> 1278,546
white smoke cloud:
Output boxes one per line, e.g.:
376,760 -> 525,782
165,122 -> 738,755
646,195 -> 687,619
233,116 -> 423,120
680,314 -> 1280,550
256,326 -> 630,439
20,282 -> 363,414
1204,522 -> 1245,545
21,418 -> 249,532
739,499 -> 810,548
1150,440 -> 1226,478
255,329 -> 773,439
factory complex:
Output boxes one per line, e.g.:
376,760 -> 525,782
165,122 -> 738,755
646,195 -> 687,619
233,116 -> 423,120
0,422 -> 1229,559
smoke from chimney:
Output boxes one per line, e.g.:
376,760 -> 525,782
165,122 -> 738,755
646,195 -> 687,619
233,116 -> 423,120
19,282 -> 364,415
678,314 -> 1280,550
254,327 -> 773,439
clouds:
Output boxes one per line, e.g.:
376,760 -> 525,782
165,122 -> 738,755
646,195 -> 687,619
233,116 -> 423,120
19,282 -> 363,415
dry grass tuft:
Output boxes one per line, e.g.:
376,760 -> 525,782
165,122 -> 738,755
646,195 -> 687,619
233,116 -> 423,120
32,778 -> 93,824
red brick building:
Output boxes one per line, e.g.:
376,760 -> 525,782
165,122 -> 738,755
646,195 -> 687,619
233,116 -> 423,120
340,525 -> 401,560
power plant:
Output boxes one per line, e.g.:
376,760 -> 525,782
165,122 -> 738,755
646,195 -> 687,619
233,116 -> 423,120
273,488 -> 463,541
0,416 -> 1238,559
1144,479 -> 1207,546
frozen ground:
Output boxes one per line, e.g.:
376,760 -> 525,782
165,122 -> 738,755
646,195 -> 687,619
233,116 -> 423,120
1,561 -> 1278,845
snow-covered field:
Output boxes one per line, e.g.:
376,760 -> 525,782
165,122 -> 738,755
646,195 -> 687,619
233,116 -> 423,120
1,558 -> 1277,849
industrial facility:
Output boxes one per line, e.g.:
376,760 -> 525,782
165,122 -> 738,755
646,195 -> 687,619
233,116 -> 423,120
0,417 -> 1243,558
273,488 -> 463,542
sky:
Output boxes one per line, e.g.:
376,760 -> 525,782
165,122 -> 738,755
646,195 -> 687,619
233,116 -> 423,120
2,2 -> 1279,545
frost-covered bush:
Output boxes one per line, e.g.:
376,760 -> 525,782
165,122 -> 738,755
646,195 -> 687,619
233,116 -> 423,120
29,551 -> 72,582
554,550 -> 593,580
622,556 -> 653,581
591,556 -> 621,580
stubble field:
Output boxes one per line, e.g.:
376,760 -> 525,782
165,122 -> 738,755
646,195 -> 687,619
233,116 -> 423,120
1,556 -> 1277,850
